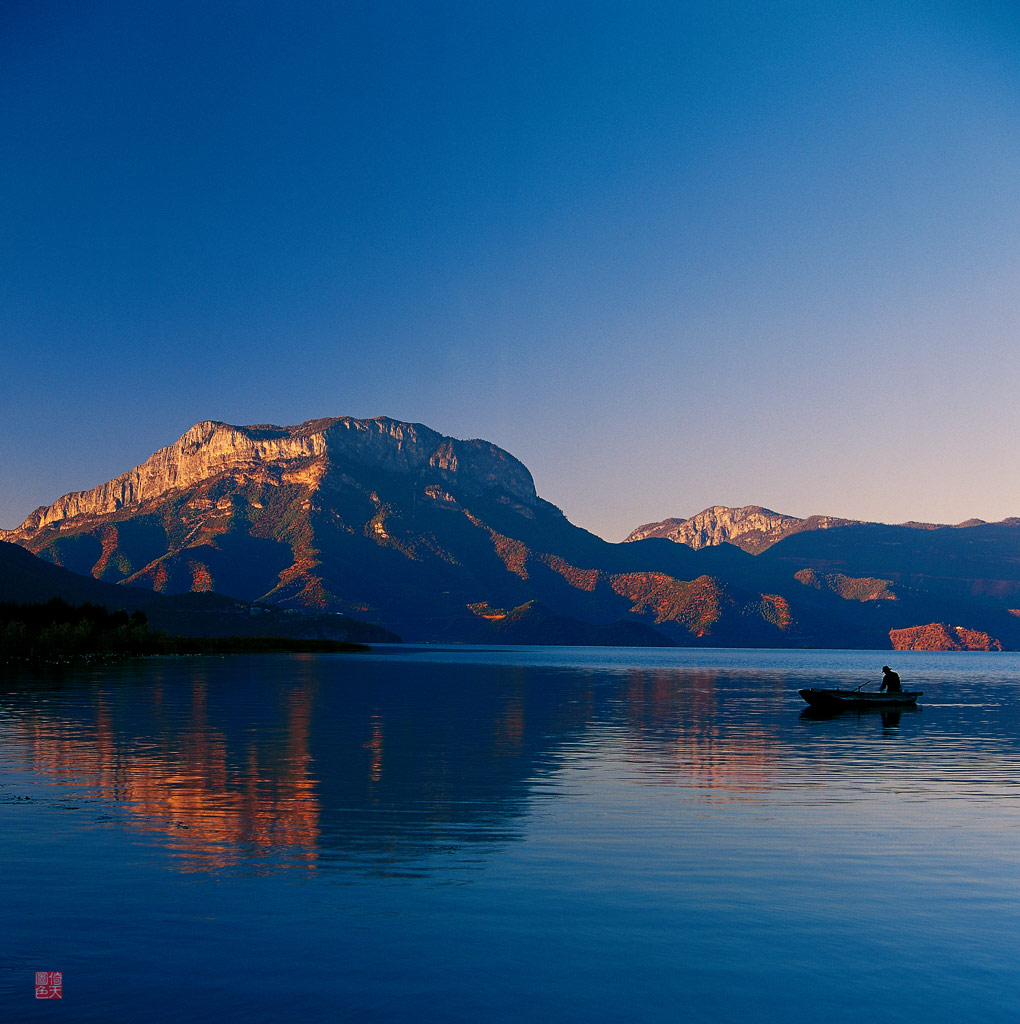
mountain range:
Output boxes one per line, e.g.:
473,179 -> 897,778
4,415 -> 1020,650
626,505 -> 861,553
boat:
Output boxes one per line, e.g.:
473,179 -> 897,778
798,688 -> 923,710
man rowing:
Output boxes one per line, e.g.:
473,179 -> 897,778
880,666 -> 902,693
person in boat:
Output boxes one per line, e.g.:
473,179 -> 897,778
880,666 -> 902,693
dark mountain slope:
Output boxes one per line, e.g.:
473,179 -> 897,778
0,541 -> 395,644
0,540 -> 140,607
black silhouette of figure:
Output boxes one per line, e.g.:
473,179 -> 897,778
880,666 -> 902,693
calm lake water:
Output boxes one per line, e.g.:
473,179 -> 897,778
3,646 -> 1020,1022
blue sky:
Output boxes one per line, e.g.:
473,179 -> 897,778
3,1 -> 1019,540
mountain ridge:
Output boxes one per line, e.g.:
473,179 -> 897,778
626,504 -> 1020,555
5,416 -> 1020,649
2,416 -> 541,542
624,505 -> 860,553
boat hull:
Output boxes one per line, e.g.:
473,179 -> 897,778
798,688 -> 922,710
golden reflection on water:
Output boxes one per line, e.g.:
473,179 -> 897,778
4,660 -> 587,874
365,714 -> 384,786
494,695 -> 526,753
12,671 -> 322,873
619,668 -> 791,798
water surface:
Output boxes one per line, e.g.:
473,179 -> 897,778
2,647 -> 1019,1021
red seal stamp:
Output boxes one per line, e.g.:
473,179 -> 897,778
35,972 -> 63,999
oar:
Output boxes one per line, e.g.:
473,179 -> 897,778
853,681 -> 868,692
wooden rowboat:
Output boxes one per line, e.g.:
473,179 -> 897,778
798,688 -> 922,710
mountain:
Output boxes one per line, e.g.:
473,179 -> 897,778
625,505 -> 860,553
2,417 -> 786,645
6,417 -> 1020,649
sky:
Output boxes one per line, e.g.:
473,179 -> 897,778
2,1 -> 1019,541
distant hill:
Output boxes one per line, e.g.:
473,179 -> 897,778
0,540 -> 396,644
625,505 -> 861,553
6,417 -> 1020,649
626,503 -> 1020,556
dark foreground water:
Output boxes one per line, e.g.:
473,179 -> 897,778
3,646 -> 1020,1022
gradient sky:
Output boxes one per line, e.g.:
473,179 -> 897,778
3,1 -> 1019,541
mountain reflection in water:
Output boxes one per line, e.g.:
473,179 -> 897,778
3,648 -> 1020,876
5,662 -> 322,872
4,654 -> 612,874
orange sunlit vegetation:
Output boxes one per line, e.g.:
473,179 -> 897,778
489,531 -> 530,579
92,524 -> 131,579
611,573 -> 724,635
760,594 -> 793,631
463,512 -> 531,579
151,560 -> 169,591
188,560 -> 215,592
467,602 -> 508,620
539,555 -> 600,591
794,568 -> 896,601
889,622 -> 1002,651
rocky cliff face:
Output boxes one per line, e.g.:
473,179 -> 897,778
3,422 -> 324,538
2,416 -> 539,544
625,505 -> 858,554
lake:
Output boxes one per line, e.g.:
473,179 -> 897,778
3,646 -> 1020,1022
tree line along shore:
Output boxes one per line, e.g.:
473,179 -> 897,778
0,598 -> 369,664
